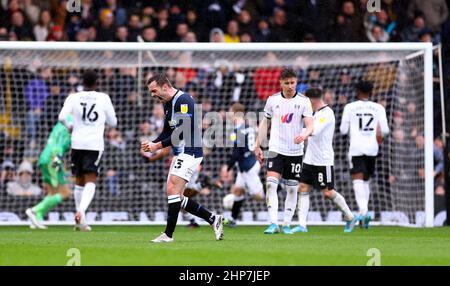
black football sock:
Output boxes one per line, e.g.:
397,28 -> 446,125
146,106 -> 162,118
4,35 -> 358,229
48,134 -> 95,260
164,195 -> 181,238
231,197 -> 245,221
182,197 -> 215,225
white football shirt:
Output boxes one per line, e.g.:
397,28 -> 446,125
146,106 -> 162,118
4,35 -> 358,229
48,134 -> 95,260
58,91 -> 117,151
304,105 -> 335,166
340,100 -> 389,156
264,92 -> 313,156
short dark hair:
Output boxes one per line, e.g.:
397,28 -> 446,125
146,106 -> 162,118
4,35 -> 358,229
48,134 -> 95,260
83,70 -> 98,88
355,80 -> 373,94
414,10 -> 425,19
142,25 -> 155,31
280,67 -> 297,80
305,87 -> 323,99
231,102 -> 245,113
418,29 -> 432,39
146,73 -> 172,87
129,12 -> 140,19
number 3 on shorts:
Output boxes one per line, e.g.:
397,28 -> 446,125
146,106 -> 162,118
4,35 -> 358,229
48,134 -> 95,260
174,159 -> 184,169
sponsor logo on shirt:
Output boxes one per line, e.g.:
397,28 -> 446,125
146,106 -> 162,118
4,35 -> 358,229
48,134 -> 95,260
281,113 -> 294,124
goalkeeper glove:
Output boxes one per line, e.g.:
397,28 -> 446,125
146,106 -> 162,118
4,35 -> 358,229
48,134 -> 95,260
51,155 -> 63,171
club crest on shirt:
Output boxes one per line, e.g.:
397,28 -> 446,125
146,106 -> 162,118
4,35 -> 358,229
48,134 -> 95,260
180,104 -> 188,114
169,119 -> 177,127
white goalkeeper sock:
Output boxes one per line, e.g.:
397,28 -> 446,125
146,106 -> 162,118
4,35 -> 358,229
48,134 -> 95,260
266,177 -> 279,224
79,182 -> 96,222
74,185 -> 83,212
364,180 -> 371,211
330,191 -> 354,221
297,192 -> 310,228
283,180 -> 298,226
353,179 -> 367,216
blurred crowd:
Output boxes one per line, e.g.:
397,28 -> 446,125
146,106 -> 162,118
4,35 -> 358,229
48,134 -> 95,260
0,0 -> 449,220
0,60 -> 446,220
0,0 -> 448,44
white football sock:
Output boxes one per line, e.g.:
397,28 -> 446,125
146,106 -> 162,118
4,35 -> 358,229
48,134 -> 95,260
330,191 -> 354,221
353,179 -> 367,216
266,177 -> 279,224
364,180 -> 371,212
297,192 -> 310,228
283,180 -> 298,226
74,185 -> 83,212
79,182 -> 96,222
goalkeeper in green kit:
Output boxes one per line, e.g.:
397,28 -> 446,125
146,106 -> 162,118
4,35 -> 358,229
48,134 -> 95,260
25,116 -> 73,229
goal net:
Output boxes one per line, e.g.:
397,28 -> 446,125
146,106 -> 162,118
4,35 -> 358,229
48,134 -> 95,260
0,42 -> 434,227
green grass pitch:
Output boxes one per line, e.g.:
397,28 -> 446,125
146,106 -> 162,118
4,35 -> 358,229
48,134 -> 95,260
1,225 -> 449,266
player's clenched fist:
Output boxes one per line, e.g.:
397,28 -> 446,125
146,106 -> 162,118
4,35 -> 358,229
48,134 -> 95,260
141,140 -> 156,152
141,140 -> 149,152
143,141 -> 161,153
294,134 -> 307,144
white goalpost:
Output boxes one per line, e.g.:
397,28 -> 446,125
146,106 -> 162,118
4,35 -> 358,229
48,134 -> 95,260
0,42 -> 434,227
